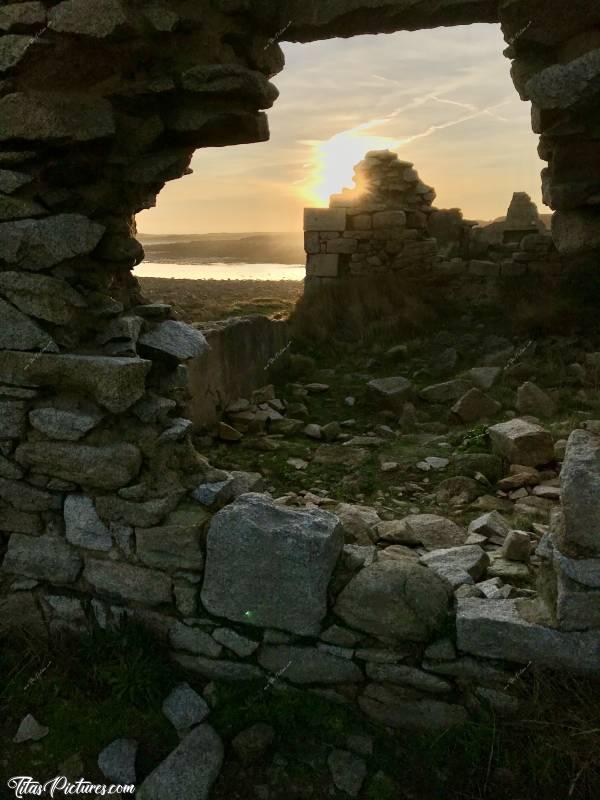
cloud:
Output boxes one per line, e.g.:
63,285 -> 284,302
140,23 -> 541,234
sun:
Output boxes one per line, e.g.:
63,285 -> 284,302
300,128 -> 406,207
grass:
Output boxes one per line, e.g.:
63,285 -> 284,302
0,622 -> 179,784
0,594 -> 598,798
139,278 -> 302,323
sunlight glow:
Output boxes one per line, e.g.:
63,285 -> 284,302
300,130 -> 405,206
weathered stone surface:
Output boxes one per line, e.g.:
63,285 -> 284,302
365,663 -> 451,693
466,367 -> 502,390
13,714 -> 49,744
367,376 -> 413,411
0,298 -> 57,352
162,683 -> 209,731
0,352 -> 150,413
335,503 -> 380,544
98,739 -> 137,785
64,495 -> 112,551
0,399 -> 28,439
452,388 -> 501,423
49,0 -> 128,37
83,559 -> 171,606
420,379 -> 473,403
0,170 -> 32,196
375,514 -> 465,549
561,429 -> 600,554
257,0 -> 498,42
0,35 -> 35,73
0,453 -> 23,480
420,545 -> 489,589
517,382 -> 556,418
137,725 -> 223,800
16,442 -> 141,490
526,49 -> 600,110
140,320 -> 208,361
212,627 -> 259,657
173,653 -> 264,682
29,407 -> 102,441
182,64 -> 278,109
95,494 -> 180,528
457,598 -> 600,673
328,749 -> 367,798
258,645 -> 363,684
0,272 -> 86,324
501,531 -> 531,562
488,418 -> 554,467
0,3 -> 46,32
201,494 -> 344,636
0,477 -> 57,512
232,723 -> 275,765
0,93 -> 115,142
304,207 -> 346,231
169,622 -> 222,658
467,511 -> 510,542
553,209 -> 600,256
136,507 -> 208,570
334,560 -> 449,642
359,684 -> 467,731
0,503 -> 43,536
556,572 -> 600,632
0,215 -> 105,270
2,534 -> 82,584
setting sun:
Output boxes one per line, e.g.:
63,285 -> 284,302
300,128 -> 405,206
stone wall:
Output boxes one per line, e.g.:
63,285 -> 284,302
303,152 -> 565,304
1,0 -> 600,731
186,315 -> 290,429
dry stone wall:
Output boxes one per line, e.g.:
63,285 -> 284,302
0,0 -> 600,731
304,152 -> 565,304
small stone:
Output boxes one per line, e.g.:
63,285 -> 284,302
501,531 -> 531,563
212,628 -> 259,657
136,725 -> 223,800
232,723 -> 275,765
328,749 -> 367,797
517,382 -> 556,418
452,389 -> 501,423
488,419 -> 554,467
162,683 -> 210,731
29,406 -> 102,441
467,511 -> 510,543
98,739 -> 137,785
218,422 -> 242,442
139,320 -> 208,361
13,714 -> 48,743
367,376 -> 413,412
420,545 -> 489,589
303,423 -> 322,439
64,495 -> 112,551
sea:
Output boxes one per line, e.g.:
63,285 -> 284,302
134,260 -> 305,281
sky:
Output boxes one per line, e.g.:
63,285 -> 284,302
137,23 -> 545,235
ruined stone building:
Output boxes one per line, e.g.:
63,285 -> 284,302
0,1 -> 599,791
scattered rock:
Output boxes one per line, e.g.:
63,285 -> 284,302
232,723 -> 275,765
13,714 -> 48,743
334,560 -> 449,642
488,419 -> 554,467
136,725 -> 223,800
98,739 -> 138,785
501,531 -> 531,563
162,683 -> 210,731
328,749 -> 367,797
420,545 -> 489,589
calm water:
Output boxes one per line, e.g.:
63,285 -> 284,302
134,261 -> 305,281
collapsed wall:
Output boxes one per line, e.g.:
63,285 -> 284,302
0,0 -> 599,733
303,151 -> 564,304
